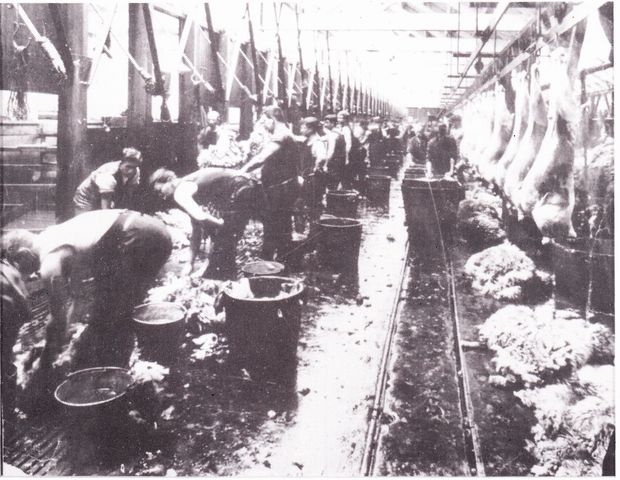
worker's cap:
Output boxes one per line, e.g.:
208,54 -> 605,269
302,117 -> 320,131
262,105 -> 285,122
371,116 -> 382,123
122,147 -> 143,164
323,114 -> 337,122
337,110 -> 350,119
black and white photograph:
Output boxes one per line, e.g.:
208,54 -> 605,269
0,0 -> 615,476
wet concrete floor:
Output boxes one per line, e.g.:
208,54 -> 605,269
6,180 -> 411,476
7,173 -> 578,476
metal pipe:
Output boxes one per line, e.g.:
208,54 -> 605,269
445,0 -> 510,106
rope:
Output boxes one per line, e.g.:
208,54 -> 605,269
90,3 -> 155,92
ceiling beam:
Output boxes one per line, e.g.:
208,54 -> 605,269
260,12 -> 527,32
444,0 -> 510,101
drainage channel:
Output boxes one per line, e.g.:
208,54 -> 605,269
360,179 -> 485,477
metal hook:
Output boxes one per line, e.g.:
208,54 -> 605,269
12,21 -> 31,51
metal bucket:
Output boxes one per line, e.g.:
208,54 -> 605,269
132,302 -> 186,363
401,177 -> 464,249
551,237 -> 614,315
241,260 -> 285,277
367,175 -> 391,205
219,276 -> 306,361
317,216 -> 363,271
54,367 -> 134,432
326,190 -> 359,218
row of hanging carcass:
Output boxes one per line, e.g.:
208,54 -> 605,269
456,14 -> 613,241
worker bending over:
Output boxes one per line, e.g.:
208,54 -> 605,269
0,240 -> 32,433
73,147 -> 143,214
150,167 -> 263,278
3,210 -> 171,382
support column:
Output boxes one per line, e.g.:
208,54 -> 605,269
50,3 -> 88,221
127,4 -> 152,132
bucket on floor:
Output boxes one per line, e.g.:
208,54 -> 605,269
367,175 -> 391,205
219,276 -> 305,361
551,237 -> 614,315
241,260 -> 285,277
401,177 -> 464,249
316,216 -> 363,271
326,190 -> 359,218
132,302 -> 186,362
54,367 -> 134,431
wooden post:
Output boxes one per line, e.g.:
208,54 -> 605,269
247,3 -> 262,113
204,3 -> 225,114
128,4 -> 152,131
49,4 -> 88,221
178,17 -> 195,125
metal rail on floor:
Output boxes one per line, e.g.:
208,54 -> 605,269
359,237 -> 410,476
360,177 -> 485,476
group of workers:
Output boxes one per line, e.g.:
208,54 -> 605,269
0,104 -> 462,433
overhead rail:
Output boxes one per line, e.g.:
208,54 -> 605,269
444,0 -> 510,109
447,0 -> 608,111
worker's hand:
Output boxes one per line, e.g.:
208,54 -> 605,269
181,263 -> 194,277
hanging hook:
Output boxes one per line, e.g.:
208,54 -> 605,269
12,21 -> 31,52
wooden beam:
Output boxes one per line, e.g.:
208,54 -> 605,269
48,4 -> 88,221
204,3 -> 225,113
127,4 -> 152,129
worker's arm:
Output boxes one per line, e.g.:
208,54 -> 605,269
38,248 -> 74,368
100,194 -> 113,209
324,133 -> 336,162
95,174 -> 117,210
173,181 -> 223,228
239,141 -> 279,173
187,220 -> 203,274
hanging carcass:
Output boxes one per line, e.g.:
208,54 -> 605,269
477,81 -> 514,184
494,69 -> 530,190
504,63 -> 549,206
461,91 -> 495,169
514,21 -> 586,238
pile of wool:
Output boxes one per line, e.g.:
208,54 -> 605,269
129,357 -> 170,394
464,242 -> 551,300
154,209 -> 192,249
196,128 -> 246,169
457,198 -> 506,248
467,185 -> 503,217
515,365 -> 614,476
146,273 -> 224,325
479,303 -> 614,386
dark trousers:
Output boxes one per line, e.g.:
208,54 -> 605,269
206,211 -> 251,279
204,177 -> 262,279
343,160 -> 367,191
261,180 -> 298,261
74,212 -> 172,368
